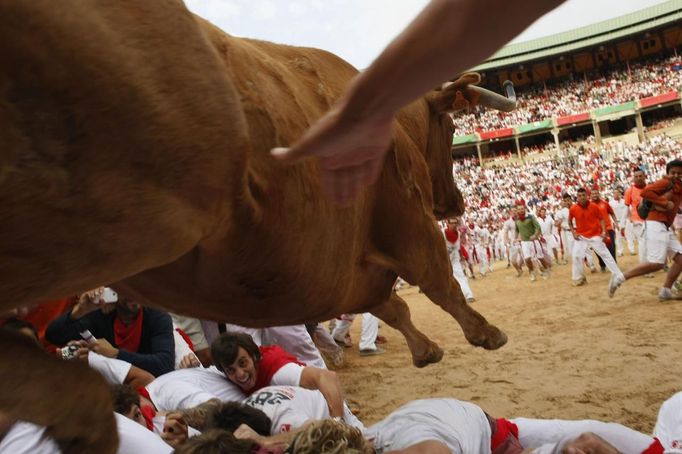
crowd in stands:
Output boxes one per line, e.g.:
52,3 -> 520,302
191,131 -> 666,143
454,134 -> 680,231
452,55 -> 682,136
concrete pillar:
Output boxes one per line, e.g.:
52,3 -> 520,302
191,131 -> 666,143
592,119 -> 602,145
551,128 -> 560,157
514,136 -> 522,162
476,142 -> 483,168
635,111 -> 645,143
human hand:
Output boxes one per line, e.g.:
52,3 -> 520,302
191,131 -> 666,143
71,288 -> 108,319
233,423 -> 263,442
90,338 -> 119,358
160,412 -> 188,448
179,353 -> 201,369
58,340 -> 90,361
271,103 -> 394,205
562,432 -> 621,454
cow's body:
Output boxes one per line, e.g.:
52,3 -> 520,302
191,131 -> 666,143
0,2 -> 505,452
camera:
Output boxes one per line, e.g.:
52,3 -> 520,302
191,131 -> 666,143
100,287 -> 118,304
61,345 -> 79,360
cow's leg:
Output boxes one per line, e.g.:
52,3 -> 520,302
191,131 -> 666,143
421,272 -> 507,350
368,222 -> 507,350
370,292 -> 443,368
0,331 -> 117,454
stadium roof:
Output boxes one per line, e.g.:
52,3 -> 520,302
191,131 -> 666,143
471,0 -> 682,72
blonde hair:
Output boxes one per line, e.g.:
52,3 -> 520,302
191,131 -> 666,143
289,420 -> 373,454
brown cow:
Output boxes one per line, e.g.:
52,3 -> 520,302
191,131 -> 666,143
0,1 -> 509,452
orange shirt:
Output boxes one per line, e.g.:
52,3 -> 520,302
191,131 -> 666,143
640,177 -> 682,227
624,185 -> 644,222
594,199 -> 615,230
569,202 -> 604,238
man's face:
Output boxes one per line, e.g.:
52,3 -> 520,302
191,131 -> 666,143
613,190 -> 622,200
124,403 -> 146,428
591,191 -> 600,202
633,171 -> 645,186
222,347 -> 258,391
668,166 -> 682,181
562,198 -> 572,208
538,208 -> 546,218
115,299 -> 141,319
577,192 -> 588,205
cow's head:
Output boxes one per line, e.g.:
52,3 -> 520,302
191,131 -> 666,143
420,73 -> 515,220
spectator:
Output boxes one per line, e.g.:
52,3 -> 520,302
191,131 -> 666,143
45,288 -> 175,377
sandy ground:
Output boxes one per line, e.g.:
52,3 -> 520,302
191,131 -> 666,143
333,254 -> 682,434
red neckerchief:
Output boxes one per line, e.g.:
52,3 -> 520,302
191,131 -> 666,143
175,327 -> 195,351
491,418 -> 520,452
642,438 -> 664,454
247,346 -> 304,394
136,387 -> 156,431
444,227 -> 459,244
114,310 -> 143,352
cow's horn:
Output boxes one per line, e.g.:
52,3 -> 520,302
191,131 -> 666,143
468,80 -> 517,112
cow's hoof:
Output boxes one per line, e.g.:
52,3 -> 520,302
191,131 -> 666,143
467,325 -> 508,350
412,343 -> 444,368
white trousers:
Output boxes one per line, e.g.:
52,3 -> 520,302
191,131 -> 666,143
572,236 -> 622,280
474,244 -> 489,274
332,313 -> 379,351
223,323 -> 327,369
560,229 -> 573,258
450,250 -> 474,299
629,221 -> 647,262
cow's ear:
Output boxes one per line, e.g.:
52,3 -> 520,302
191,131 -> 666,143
427,72 -> 481,114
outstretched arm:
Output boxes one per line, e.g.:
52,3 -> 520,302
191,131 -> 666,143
274,0 -> 566,203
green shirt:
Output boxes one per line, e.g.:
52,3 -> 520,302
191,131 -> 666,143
515,216 -> 541,241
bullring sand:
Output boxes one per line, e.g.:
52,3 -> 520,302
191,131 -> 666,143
336,254 -> 682,433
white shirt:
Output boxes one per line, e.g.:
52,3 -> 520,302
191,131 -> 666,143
474,227 -> 491,247
537,215 -> 556,238
554,207 -> 570,229
609,199 -> 628,225
88,351 -> 131,385
654,391 -> 682,453
244,385 -> 364,433
502,218 -> 517,243
514,417 -> 657,454
364,399 -> 491,454
0,422 -> 60,454
115,413 -> 174,454
146,366 -> 243,412
245,386 -> 330,434
0,414 -> 174,454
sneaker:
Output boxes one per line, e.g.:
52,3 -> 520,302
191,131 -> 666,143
466,297 -> 476,304
541,269 -> 551,280
658,288 -> 682,302
590,266 -> 597,274
608,273 -> 625,298
572,277 -> 587,286
516,270 -> 523,278
530,273 -> 537,282
359,347 -> 385,356
334,333 -> 353,348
